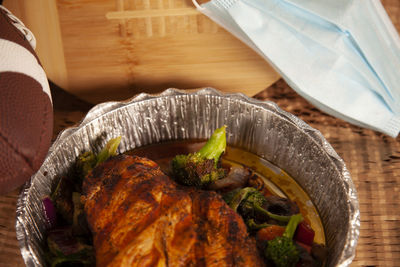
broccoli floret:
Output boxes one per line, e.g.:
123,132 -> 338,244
243,190 -> 292,223
171,126 -> 227,188
225,187 -> 253,211
246,218 -> 272,231
239,188 -> 266,215
265,214 -> 303,267
225,187 -> 292,223
222,188 -> 242,204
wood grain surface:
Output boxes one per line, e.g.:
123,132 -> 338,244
1,0 -> 400,266
4,0 -> 281,103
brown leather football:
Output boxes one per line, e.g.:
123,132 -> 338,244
0,6 -> 53,194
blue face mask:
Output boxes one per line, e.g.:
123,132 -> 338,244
193,0 -> 400,137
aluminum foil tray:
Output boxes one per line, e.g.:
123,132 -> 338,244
16,88 -> 360,266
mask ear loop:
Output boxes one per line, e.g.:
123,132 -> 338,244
192,0 -> 206,10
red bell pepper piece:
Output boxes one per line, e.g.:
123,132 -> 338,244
294,221 -> 315,246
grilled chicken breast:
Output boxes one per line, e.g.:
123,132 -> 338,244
82,154 -> 265,267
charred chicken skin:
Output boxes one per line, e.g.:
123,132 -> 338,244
82,154 -> 265,267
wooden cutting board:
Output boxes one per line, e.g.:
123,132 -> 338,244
4,0 -> 280,104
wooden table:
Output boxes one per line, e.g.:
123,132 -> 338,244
1,1 -> 400,266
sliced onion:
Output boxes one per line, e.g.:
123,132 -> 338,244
209,166 -> 251,190
42,196 -> 57,229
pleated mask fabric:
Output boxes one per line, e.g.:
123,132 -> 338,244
193,0 -> 400,137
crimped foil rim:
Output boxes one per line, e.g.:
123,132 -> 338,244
16,88 -> 360,266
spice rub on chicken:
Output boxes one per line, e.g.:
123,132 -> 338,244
82,154 -> 265,267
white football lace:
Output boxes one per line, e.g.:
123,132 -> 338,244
0,5 -> 36,49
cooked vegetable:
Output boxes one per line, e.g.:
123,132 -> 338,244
76,152 -> 96,182
265,214 -> 303,267
246,219 -> 272,231
51,177 -> 74,224
226,187 -> 255,212
72,192 -> 90,237
294,221 -> 315,246
96,136 -> 122,165
295,243 -> 314,266
45,138 -> 122,266
49,256 -> 94,267
264,195 -> 299,217
295,242 -> 328,267
225,187 -> 292,223
247,173 -> 273,197
222,188 -> 242,204
208,165 -> 251,191
171,126 -> 227,187
42,196 -> 57,229
256,225 -> 285,241
46,226 -> 94,266
311,243 -> 328,265
296,241 -> 311,254
76,136 -> 122,180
